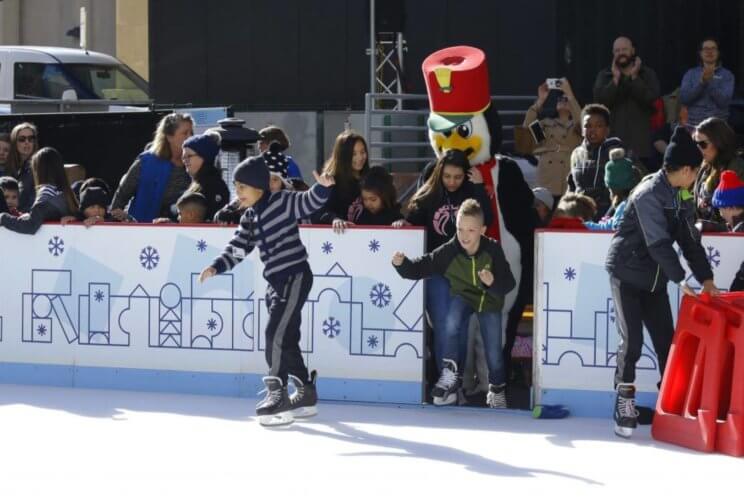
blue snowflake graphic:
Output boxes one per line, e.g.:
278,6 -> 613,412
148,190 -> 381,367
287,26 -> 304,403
206,318 -> 218,331
706,246 -> 721,267
48,236 -> 64,256
321,241 -> 333,254
94,290 -> 105,302
368,239 -> 381,253
322,317 -> 341,338
370,283 -> 392,308
139,246 -> 160,270
36,324 -> 47,336
197,239 -> 207,252
367,335 -> 379,349
563,267 -> 577,281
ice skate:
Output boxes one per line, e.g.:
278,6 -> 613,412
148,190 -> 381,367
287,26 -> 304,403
431,359 -> 460,406
289,370 -> 318,418
614,383 -> 638,438
256,376 -> 294,427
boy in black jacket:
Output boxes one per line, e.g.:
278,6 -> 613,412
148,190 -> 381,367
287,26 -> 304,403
393,199 -> 515,407
605,126 -> 718,438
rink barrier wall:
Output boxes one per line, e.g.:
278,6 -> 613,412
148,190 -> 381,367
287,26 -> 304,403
534,229 -> 744,417
0,224 -> 426,404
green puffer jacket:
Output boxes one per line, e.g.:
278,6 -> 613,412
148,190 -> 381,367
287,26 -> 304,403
394,235 -> 515,312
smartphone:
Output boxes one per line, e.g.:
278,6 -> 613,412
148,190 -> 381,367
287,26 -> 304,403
546,78 -> 563,90
528,120 -> 546,144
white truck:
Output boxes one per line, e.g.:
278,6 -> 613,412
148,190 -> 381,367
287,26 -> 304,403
0,45 -> 151,113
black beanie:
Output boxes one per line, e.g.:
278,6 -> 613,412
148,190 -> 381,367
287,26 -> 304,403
664,126 -> 702,169
233,155 -> 270,191
79,186 -> 110,211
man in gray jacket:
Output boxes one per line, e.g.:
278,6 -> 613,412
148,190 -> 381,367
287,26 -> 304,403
605,126 -> 718,439
594,37 -> 660,169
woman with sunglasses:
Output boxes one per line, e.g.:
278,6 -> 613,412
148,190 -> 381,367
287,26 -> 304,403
5,122 -> 39,212
523,78 -> 582,207
692,117 -> 744,227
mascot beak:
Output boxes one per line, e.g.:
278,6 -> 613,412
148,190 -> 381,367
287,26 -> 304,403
430,115 -> 483,162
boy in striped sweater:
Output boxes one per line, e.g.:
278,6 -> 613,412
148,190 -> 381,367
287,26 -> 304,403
199,155 -> 335,426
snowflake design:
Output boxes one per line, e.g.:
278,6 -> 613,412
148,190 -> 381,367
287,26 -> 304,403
48,236 -> 64,256
36,324 -> 47,336
322,317 -> 341,338
139,246 -> 160,270
196,240 -> 207,252
563,267 -> 577,281
206,318 -> 218,331
706,246 -> 721,267
368,239 -> 381,253
94,290 -> 105,302
367,335 -> 379,349
369,283 -> 392,308
321,241 -> 333,254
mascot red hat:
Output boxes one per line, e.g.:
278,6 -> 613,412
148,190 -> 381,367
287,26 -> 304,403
422,46 -> 491,132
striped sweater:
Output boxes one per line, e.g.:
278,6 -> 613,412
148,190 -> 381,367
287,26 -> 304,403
0,184 -> 72,235
211,183 -> 331,285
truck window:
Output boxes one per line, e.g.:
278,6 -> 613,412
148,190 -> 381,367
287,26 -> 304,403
14,63 -> 84,99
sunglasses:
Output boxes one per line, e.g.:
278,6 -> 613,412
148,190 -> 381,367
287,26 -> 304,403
694,140 -> 709,150
18,135 -> 36,143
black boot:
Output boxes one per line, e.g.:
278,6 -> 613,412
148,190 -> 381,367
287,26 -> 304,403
614,383 -> 638,438
289,370 -> 318,418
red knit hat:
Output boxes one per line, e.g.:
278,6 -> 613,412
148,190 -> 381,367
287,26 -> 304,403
712,170 -> 744,208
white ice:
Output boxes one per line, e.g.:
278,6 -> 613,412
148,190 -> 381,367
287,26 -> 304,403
0,384 -> 741,497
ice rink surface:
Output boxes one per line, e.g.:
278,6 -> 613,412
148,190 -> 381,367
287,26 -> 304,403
1,384 -> 741,497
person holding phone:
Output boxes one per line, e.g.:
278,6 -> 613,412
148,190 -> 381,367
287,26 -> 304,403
594,36 -> 660,171
523,78 -> 582,206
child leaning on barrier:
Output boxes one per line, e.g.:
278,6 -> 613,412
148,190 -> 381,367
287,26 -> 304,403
0,147 -> 77,235
711,170 -> 744,291
584,148 -> 639,231
392,199 -> 515,409
349,166 -> 403,226
0,176 -> 22,216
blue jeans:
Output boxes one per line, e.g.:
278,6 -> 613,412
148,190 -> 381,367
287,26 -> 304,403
426,274 -> 452,371
443,294 -> 506,385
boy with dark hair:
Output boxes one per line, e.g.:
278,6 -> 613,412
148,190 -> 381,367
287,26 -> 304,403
568,103 -> 624,220
0,176 -> 22,216
176,192 -> 209,224
605,126 -> 717,439
392,199 -> 515,408
199,156 -> 334,426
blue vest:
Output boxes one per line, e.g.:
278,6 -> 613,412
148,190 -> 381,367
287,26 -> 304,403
128,151 -> 174,223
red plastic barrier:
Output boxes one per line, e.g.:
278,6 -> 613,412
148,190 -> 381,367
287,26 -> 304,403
652,294 -> 728,452
712,292 -> 744,457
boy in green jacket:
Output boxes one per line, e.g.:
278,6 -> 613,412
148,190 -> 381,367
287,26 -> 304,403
392,199 -> 515,408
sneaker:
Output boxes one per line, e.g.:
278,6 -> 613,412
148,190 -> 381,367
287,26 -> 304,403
614,383 -> 638,438
289,370 -> 318,418
256,376 -> 293,426
431,359 -> 460,406
486,383 -> 507,408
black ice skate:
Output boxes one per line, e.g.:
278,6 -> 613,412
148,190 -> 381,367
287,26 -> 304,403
431,359 -> 460,406
289,370 -> 318,418
256,376 -> 294,427
614,383 -> 638,438
486,383 -> 507,409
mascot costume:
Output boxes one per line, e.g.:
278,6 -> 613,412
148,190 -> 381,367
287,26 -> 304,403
422,46 -> 536,382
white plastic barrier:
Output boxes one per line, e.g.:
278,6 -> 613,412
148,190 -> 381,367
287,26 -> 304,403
0,224 -> 425,403
534,229 -> 744,416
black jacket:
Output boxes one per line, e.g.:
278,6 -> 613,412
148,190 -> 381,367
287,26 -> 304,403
213,198 -> 246,225
729,217 -> 744,292
15,159 -> 35,212
605,170 -> 713,292
352,203 -> 403,225
406,182 -> 493,253
312,177 -> 361,224
568,137 -> 624,219
191,173 -> 230,220
0,185 -> 72,234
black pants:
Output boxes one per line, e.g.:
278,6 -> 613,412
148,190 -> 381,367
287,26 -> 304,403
610,276 -> 674,386
265,267 -> 313,383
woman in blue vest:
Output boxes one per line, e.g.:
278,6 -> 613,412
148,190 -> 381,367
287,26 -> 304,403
111,113 -> 194,222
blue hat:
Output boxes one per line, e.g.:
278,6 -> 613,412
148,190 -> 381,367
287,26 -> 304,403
233,155 -> 270,191
183,133 -> 221,166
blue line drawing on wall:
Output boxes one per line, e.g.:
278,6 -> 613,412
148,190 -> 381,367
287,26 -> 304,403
321,241 -> 333,254
323,317 -> 341,338
48,236 -> 64,256
158,283 -> 183,347
197,240 -> 207,252
140,246 -> 160,270
22,270 -> 79,344
541,269 -> 658,371
368,239 -> 380,253
369,283 -> 392,308
0,316 -> 3,342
